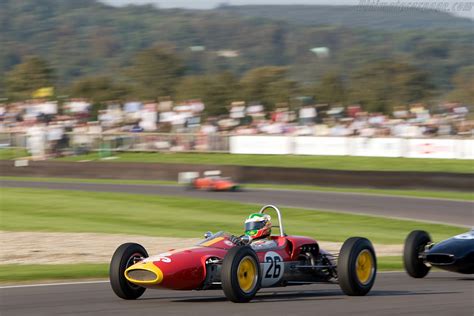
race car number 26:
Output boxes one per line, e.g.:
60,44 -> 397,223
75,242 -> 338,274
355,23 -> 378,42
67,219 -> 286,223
261,252 -> 283,287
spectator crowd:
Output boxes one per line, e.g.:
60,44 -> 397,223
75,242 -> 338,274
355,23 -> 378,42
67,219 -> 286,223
0,98 -> 472,159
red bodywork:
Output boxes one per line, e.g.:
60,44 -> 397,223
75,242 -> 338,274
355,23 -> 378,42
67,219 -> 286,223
125,233 -> 318,290
192,177 -> 239,191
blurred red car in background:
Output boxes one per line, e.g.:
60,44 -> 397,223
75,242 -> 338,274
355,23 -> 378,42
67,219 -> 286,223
188,171 -> 240,192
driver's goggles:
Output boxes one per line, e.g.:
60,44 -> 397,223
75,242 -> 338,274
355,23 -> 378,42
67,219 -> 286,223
245,221 -> 266,231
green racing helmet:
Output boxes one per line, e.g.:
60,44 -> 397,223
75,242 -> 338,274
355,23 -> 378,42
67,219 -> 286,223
244,213 -> 271,239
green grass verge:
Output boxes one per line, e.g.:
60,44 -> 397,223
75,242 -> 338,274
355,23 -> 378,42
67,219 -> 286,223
0,148 -> 28,160
0,257 -> 404,282
0,264 -> 107,282
1,176 -> 472,201
377,256 -> 403,271
57,152 -> 474,174
0,176 -> 178,186
0,188 -> 465,245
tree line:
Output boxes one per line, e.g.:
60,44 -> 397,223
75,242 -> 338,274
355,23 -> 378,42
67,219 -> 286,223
4,49 -> 472,115
1,0 -> 473,113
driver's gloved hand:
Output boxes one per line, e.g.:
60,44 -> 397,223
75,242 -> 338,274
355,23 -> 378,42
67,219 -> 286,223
229,235 -> 243,246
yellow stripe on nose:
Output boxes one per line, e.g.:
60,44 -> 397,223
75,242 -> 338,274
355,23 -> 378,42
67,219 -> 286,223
125,261 -> 163,285
201,236 -> 224,247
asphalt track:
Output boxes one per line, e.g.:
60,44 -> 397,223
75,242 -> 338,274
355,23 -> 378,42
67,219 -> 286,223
1,180 -> 473,226
1,272 -> 473,316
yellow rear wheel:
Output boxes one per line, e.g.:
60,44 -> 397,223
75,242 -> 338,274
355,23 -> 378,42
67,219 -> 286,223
338,237 -> 377,296
355,249 -> 374,285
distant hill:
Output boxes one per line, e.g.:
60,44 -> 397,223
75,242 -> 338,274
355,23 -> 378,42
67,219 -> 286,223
1,0 -> 472,91
218,5 -> 474,30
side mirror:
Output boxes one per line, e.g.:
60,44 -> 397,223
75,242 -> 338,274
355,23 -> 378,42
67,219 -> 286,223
204,231 -> 213,239
240,235 -> 251,245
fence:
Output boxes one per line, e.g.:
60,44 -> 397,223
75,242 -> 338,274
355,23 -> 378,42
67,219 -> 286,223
1,132 -> 472,159
229,135 -> 474,159
0,132 -> 230,156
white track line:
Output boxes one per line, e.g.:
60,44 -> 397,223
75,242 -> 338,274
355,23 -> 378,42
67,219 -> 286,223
0,280 -> 108,289
0,272 -> 409,289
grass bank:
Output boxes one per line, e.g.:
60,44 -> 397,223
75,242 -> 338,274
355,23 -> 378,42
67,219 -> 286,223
0,176 -> 178,187
0,188 -> 464,245
0,264 -> 107,282
56,152 -> 473,173
0,148 -> 28,160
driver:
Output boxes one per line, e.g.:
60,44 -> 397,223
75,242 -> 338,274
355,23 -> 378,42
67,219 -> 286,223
245,213 -> 271,240
244,213 -> 277,249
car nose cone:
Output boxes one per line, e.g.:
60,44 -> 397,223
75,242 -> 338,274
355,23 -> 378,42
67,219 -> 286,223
125,261 -> 163,285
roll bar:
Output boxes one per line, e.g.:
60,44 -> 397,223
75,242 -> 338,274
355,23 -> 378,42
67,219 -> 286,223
259,205 -> 285,237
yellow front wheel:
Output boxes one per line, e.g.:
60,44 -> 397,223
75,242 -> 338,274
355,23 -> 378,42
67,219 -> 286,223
222,247 -> 261,303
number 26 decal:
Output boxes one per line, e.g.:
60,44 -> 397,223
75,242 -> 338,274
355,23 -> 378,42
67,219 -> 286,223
263,251 -> 283,281
265,256 -> 282,278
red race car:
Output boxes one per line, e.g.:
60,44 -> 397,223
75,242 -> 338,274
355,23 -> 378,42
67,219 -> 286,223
110,205 -> 377,303
188,171 -> 240,191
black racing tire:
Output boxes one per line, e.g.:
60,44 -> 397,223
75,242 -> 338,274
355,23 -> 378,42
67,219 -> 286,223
338,237 -> 377,296
221,246 -> 261,303
110,243 -> 148,300
403,230 -> 432,278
